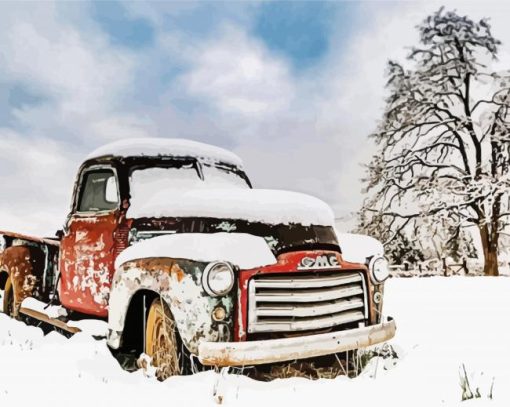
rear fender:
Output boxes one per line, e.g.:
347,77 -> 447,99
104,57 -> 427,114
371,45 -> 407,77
108,257 -> 234,354
0,245 -> 46,313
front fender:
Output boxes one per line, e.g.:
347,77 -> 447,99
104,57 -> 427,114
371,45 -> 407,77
107,257 -> 234,354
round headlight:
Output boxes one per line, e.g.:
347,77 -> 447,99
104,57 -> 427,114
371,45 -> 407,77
202,262 -> 234,297
369,256 -> 390,284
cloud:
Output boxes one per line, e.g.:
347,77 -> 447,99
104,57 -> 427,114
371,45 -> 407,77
0,129 -> 79,235
178,25 -> 294,117
0,1 -> 138,143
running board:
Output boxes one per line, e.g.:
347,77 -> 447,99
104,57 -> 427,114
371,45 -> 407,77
19,307 -> 81,334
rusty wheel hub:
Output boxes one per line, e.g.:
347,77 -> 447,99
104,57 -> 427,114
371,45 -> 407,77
146,300 -> 181,380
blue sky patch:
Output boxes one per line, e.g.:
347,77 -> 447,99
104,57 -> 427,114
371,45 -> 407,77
160,2 -> 253,38
253,2 -> 356,69
8,84 -> 46,109
91,1 -> 154,48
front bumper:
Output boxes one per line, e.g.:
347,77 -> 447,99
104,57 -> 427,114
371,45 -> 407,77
198,317 -> 396,367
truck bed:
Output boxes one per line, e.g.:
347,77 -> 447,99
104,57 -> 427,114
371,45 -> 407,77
0,230 -> 60,247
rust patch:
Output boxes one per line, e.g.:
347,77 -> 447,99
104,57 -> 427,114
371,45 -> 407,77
170,263 -> 185,282
125,257 -> 176,274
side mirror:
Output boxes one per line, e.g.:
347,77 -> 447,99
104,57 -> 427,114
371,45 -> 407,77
55,229 -> 64,240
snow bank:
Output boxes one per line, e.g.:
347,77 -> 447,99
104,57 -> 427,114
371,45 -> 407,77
115,232 -> 277,270
336,232 -> 384,263
128,188 -> 335,226
86,138 -> 243,167
67,320 -> 108,337
2,277 -> 509,407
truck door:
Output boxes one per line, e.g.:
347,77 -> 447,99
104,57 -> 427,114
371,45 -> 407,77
59,166 -> 122,316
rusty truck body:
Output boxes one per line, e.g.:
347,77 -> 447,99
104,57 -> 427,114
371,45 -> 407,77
0,138 -> 395,379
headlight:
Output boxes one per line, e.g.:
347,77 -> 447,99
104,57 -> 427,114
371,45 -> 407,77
202,262 -> 234,297
369,256 -> 390,284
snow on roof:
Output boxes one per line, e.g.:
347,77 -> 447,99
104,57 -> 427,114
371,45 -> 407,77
128,187 -> 335,226
335,231 -> 384,263
86,138 -> 243,167
115,232 -> 277,270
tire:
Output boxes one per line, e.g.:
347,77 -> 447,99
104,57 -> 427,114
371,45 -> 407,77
145,298 -> 182,380
3,275 -> 15,317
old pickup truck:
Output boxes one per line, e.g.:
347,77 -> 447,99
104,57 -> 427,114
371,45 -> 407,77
0,138 -> 395,379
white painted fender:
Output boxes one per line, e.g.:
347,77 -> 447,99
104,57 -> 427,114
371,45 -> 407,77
107,259 -> 227,354
335,231 -> 384,263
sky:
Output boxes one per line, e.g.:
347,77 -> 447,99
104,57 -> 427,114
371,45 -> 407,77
1,0 -> 510,236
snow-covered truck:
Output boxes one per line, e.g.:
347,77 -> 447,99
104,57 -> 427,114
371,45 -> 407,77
0,138 -> 395,379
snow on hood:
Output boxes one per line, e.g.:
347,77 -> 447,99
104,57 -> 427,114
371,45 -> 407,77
336,232 -> 384,263
128,188 -> 335,227
86,138 -> 243,168
115,232 -> 277,270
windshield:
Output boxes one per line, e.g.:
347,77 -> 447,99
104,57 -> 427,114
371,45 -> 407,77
129,161 -> 250,204
131,217 -> 340,256
202,164 -> 250,189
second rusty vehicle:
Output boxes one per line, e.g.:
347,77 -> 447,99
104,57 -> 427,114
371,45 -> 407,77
0,138 -> 395,379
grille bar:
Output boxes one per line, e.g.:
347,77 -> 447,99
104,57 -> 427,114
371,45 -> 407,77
250,310 -> 365,333
253,284 -> 363,303
252,272 -> 362,289
248,270 -> 368,334
255,297 -> 365,318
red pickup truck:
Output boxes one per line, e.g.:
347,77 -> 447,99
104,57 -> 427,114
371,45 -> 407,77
0,138 -> 395,380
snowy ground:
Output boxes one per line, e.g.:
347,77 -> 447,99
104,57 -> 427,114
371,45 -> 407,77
0,277 -> 509,406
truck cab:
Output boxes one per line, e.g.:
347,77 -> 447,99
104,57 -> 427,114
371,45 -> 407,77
0,138 -> 395,380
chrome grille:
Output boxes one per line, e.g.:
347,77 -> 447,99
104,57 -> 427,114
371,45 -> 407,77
248,271 -> 367,334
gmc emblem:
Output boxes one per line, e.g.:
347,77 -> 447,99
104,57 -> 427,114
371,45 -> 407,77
297,254 -> 340,270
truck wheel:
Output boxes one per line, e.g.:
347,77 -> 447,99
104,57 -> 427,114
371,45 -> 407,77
3,275 -> 15,317
145,298 -> 182,380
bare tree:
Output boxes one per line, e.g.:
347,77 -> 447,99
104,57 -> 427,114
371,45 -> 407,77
358,8 -> 510,276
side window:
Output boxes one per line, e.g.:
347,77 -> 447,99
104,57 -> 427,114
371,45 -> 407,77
77,169 -> 119,212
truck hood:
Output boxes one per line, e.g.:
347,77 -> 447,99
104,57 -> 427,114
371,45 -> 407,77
115,232 -> 277,270
128,188 -> 334,227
